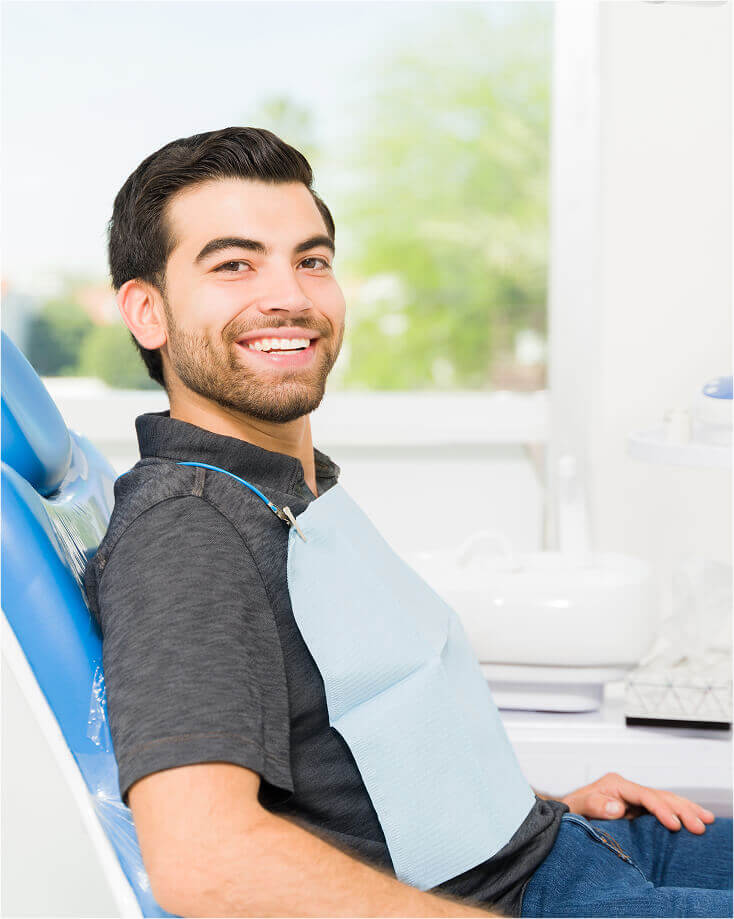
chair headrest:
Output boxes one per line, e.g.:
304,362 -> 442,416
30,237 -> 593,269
1,331 -> 72,496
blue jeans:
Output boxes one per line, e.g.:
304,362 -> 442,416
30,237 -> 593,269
520,812 -> 733,917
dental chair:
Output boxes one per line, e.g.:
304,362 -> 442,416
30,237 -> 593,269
1,331 -> 175,918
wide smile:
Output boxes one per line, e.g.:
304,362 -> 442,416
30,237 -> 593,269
235,337 -> 319,369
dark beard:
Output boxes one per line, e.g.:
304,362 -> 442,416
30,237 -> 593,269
161,302 -> 343,424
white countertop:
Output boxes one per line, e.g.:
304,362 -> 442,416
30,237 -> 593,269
501,681 -> 732,815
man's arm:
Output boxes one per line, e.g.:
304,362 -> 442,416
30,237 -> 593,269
93,497 -> 502,916
132,762 -> 503,918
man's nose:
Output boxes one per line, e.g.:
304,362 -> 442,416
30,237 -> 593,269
255,266 -> 314,315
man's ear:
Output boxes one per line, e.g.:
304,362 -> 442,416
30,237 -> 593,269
116,279 -> 168,350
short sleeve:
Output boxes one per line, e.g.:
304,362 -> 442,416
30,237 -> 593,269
96,495 -> 293,807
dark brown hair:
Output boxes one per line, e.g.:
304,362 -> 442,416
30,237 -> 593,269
107,126 -> 335,388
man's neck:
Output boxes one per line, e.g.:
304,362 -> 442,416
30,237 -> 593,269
168,394 -> 319,498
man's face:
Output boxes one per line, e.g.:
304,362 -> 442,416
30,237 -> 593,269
158,177 -> 346,423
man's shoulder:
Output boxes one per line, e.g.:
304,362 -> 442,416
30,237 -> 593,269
101,458 -> 210,547
83,459 -> 239,618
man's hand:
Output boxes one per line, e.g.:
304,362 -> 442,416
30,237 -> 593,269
559,772 -> 716,834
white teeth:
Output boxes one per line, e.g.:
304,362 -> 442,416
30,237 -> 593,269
247,337 -> 311,352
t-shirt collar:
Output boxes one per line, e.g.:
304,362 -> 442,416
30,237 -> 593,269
134,410 -> 340,495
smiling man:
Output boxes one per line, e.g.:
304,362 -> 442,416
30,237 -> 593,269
112,155 -> 344,493
83,127 -> 732,919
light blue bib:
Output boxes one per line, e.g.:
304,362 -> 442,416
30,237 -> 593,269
177,463 -> 536,890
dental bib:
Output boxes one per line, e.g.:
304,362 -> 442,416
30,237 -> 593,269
177,463 -> 536,890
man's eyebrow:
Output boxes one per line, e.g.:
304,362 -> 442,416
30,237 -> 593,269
194,234 -> 335,264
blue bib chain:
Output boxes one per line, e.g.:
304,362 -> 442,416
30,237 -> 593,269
176,461 -> 307,541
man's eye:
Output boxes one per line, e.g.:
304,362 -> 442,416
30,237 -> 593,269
214,260 -> 250,273
300,256 -> 331,270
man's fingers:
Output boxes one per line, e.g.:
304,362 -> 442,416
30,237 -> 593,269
665,794 -> 715,832
673,807 -> 707,834
621,782 -> 711,833
620,782 -> 686,832
668,793 -> 716,823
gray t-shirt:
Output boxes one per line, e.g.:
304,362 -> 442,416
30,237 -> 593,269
84,410 -> 567,917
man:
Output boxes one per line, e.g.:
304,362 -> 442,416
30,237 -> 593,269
84,127 -> 732,918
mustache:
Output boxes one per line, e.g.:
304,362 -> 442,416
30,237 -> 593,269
227,320 -> 327,342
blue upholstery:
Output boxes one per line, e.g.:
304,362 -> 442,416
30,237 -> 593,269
1,333 -> 72,495
1,331 -> 174,917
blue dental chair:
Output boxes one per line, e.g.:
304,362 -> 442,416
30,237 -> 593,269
1,331 -> 175,918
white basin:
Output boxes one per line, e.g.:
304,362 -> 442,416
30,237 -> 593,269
404,537 -> 656,670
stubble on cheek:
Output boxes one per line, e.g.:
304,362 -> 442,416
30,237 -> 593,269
166,322 -> 342,423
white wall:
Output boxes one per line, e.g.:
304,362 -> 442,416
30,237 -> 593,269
550,0 -> 731,631
597,0 -> 731,583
